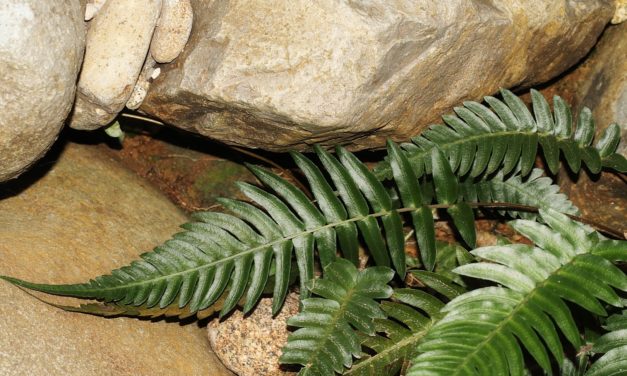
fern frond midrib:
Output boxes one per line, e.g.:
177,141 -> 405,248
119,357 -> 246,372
302,287 -> 357,371
450,254 -> 583,375
49,208 -> 412,295
45,198 -> 568,297
345,321 -> 435,375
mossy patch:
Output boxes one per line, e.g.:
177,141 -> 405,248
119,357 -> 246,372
192,161 -> 251,205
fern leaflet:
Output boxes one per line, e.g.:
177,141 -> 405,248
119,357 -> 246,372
584,310 -> 627,376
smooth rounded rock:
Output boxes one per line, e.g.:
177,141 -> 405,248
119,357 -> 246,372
0,0 -> 84,181
0,141 -> 232,376
70,0 -> 162,130
150,0 -> 193,63
613,0 -> 627,23
569,22 -> 626,155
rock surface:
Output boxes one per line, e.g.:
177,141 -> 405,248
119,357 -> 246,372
0,140 -> 232,375
69,0 -> 162,130
0,0 -> 84,182
538,22 -> 626,236
150,0 -> 194,64
208,293 -> 300,376
563,23 -> 626,156
141,0 -> 614,151
613,0 -> 627,23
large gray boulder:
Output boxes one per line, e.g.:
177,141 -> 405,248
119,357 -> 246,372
140,0 -> 614,151
0,0 -> 85,181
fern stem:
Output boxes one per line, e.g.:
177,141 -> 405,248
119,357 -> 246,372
26,203 -> 618,299
445,202 -> 623,239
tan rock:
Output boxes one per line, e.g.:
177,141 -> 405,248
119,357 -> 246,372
126,55 -> 158,110
141,0 -> 613,151
70,0 -> 162,130
208,293 -> 300,376
0,141 -> 232,376
0,0 -> 84,181
150,0 -> 194,63
612,0 -> 627,23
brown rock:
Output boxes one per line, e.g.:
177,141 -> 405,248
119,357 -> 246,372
0,140 -> 232,375
208,293 -> 300,376
540,23 -> 627,236
141,0 -> 613,151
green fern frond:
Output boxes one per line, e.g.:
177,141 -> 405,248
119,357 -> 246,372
346,274 -> 464,376
408,210 -> 627,376
0,143 -> 472,318
374,89 -> 627,180
584,310 -> 627,376
279,259 -> 394,375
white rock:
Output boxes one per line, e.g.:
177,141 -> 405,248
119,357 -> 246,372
0,0 -> 84,181
84,0 -> 106,21
69,0 -> 162,130
150,0 -> 193,63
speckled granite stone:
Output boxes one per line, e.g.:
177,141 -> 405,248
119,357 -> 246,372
208,293 -> 300,376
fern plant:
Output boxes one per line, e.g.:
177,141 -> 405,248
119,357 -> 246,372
279,211 -> 626,375
1,141 -> 588,318
408,209 -> 627,375
1,89 -> 625,375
